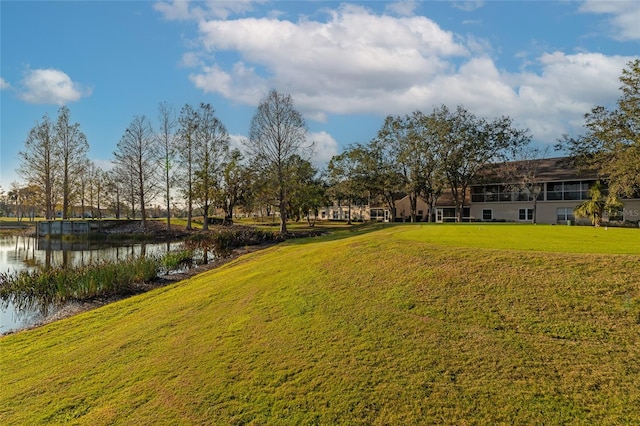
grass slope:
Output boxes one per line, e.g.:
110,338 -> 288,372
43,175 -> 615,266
1,224 -> 640,424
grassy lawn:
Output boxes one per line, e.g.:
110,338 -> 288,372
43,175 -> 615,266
1,224 -> 639,424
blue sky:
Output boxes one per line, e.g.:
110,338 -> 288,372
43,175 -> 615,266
1,0 -> 639,188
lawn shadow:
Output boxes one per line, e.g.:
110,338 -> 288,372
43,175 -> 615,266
282,222 -> 394,246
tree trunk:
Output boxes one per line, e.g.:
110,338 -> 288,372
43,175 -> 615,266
279,200 -> 287,233
186,174 -> 193,230
202,202 -> 209,231
139,172 -> 146,230
410,193 -> 418,223
166,166 -> 171,231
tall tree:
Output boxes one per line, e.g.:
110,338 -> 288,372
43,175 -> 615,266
192,103 -> 229,230
328,149 -> 365,224
219,148 -> 248,224
177,104 -> 198,230
558,59 -> 640,199
54,106 -> 89,219
83,161 -> 106,219
376,111 -> 443,222
113,141 -> 138,220
18,114 -> 57,219
157,102 -> 177,231
287,156 -> 326,225
435,105 -> 531,222
113,115 -> 158,230
245,89 -> 312,233
7,182 -> 24,221
105,169 -> 124,219
351,141 -> 401,222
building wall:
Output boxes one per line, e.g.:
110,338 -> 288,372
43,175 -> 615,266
394,196 -> 430,221
316,204 -> 371,221
470,199 -> 640,224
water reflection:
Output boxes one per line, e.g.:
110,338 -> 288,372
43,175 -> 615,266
0,236 -> 188,334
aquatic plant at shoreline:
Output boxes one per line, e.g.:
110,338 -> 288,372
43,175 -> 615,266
185,226 -> 278,256
159,249 -> 194,272
0,256 -> 160,315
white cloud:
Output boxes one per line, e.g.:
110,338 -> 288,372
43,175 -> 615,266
579,0 -> 640,41
19,68 -> 90,105
92,159 -> 115,173
508,52 -> 633,140
229,133 -> 248,154
0,77 -> 10,90
385,1 -> 419,17
192,4 -> 467,115
189,62 -> 267,105
180,51 -> 204,68
175,3 -> 636,145
308,131 -> 339,167
451,1 -> 485,12
154,0 -> 263,21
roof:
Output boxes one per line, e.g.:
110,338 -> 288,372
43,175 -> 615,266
394,191 -> 470,207
473,157 -> 597,185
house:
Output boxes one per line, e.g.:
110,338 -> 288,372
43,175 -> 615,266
306,157 -> 639,225
394,191 -> 471,222
469,157 -> 640,224
316,202 -> 372,221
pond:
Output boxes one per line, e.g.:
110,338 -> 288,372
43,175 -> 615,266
0,236 -> 187,334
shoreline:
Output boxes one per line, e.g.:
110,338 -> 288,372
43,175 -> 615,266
1,242 -> 275,336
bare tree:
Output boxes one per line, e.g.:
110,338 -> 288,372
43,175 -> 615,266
177,104 -> 198,230
54,106 -> 89,219
245,89 -> 312,233
157,102 -> 177,231
113,115 -> 159,230
82,161 -> 106,219
8,182 -> 24,221
18,114 -> 57,219
105,169 -> 124,219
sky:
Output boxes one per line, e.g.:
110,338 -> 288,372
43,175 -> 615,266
1,0 -> 639,189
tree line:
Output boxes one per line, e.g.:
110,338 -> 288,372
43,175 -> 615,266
7,90 -> 318,233
5,60 -> 638,229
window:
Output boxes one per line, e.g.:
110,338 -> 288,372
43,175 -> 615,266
482,209 -> 493,221
547,181 -> 593,201
500,189 -> 513,202
519,208 -> 533,221
563,181 -> 582,200
485,185 -> 500,202
471,187 -> 484,202
547,182 -> 563,200
556,208 -> 575,223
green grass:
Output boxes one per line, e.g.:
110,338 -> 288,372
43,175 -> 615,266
393,222 -> 640,254
1,224 -> 639,424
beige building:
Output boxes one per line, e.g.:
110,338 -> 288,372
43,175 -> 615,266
468,157 -> 640,225
394,192 -> 470,222
311,157 -> 640,225
316,203 -> 372,222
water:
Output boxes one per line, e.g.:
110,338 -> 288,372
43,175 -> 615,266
0,236 -> 185,334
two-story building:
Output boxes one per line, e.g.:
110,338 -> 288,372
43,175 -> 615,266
469,157 -> 640,224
